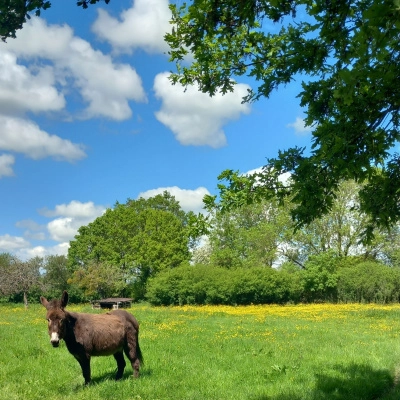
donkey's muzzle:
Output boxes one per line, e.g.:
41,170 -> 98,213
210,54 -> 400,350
50,332 -> 60,347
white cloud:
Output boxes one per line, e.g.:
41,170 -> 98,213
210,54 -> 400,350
0,154 -> 15,178
0,115 -> 86,162
154,72 -> 251,148
0,234 -> 30,251
0,17 -> 145,173
47,217 -> 78,243
67,37 -> 147,120
92,0 -> 172,54
10,202 -> 106,260
41,201 -> 107,242
40,200 -> 106,219
138,186 -> 210,214
3,17 -> 147,121
287,117 -> 312,135
17,245 -> 47,260
0,52 -> 65,115
17,242 -> 70,259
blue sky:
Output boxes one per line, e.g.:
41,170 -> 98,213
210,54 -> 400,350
0,0 -> 312,260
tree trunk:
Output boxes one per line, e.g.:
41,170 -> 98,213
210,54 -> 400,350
23,291 -> 28,309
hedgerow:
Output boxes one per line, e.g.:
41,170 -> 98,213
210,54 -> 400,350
146,259 -> 400,306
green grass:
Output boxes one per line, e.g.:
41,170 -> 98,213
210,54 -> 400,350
2,303 -> 400,399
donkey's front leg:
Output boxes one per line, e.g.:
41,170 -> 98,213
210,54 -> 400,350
76,355 -> 91,385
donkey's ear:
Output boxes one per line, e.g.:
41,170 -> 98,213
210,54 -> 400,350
61,291 -> 69,308
40,296 -> 49,308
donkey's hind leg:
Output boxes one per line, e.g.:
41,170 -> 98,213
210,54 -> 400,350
113,351 -> 126,380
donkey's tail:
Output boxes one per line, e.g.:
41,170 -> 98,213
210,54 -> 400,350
122,310 -> 144,366
136,336 -> 144,366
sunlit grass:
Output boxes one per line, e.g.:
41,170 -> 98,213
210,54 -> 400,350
1,302 -> 400,399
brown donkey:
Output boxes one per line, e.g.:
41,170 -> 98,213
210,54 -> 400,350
40,291 -> 143,384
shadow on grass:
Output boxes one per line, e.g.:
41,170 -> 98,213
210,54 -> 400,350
56,367 -> 153,392
252,363 -> 397,400
87,367 -> 153,385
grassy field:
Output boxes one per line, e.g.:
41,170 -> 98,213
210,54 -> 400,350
2,302 -> 400,400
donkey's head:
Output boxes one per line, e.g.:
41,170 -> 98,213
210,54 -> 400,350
40,291 -> 69,348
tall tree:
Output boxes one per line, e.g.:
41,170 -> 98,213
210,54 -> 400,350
68,193 -> 191,298
167,0 -> 400,238
0,254 -> 42,307
282,180 -> 389,265
204,199 -> 290,268
41,255 -> 69,297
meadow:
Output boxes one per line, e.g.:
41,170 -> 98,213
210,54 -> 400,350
2,302 -> 400,399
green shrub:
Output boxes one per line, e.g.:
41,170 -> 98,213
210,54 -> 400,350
301,252 -> 340,302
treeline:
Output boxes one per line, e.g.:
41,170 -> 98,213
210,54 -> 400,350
2,253 -> 399,306
2,183 -> 400,306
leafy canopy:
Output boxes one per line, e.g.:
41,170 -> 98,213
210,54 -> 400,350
166,0 -> 400,239
0,0 -> 109,42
